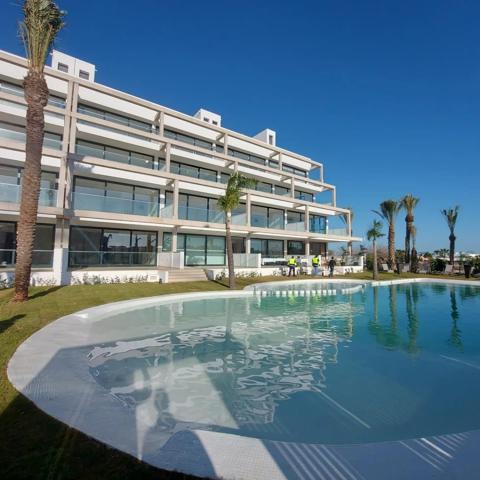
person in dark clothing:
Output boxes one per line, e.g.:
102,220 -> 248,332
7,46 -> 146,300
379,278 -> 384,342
328,257 -> 336,277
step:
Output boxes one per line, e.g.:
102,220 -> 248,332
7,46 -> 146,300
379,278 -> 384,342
167,268 -> 208,283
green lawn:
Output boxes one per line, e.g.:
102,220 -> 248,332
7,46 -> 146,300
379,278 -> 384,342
0,272 -> 477,479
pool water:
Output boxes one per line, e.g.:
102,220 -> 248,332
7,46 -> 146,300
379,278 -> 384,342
87,282 -> 480,445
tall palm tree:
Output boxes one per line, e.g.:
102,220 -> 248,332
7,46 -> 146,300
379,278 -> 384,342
373,200 -> 402,270
367,219 -> 384,280
13,0 -> 65,302
340,207 -> 353,255
217,173 -> 256,289
410,225 -> 419,273
401,194 -> 419,265
441,206 -> 460,265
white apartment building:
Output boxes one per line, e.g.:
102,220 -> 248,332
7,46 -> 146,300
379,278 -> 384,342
0,50 -> 361,285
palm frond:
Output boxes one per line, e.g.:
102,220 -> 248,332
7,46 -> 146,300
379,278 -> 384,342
367,220 -> 384,241
441,206 -> 460,230
401,194 -> 420,214
217,173 -> 256,213
373,199 -> 402,223
19,0 -> 65,73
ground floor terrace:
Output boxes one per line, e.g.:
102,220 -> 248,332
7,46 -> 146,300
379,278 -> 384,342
0,216 -> 361,285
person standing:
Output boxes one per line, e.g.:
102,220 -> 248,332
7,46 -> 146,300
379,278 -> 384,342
311,255 -> 320,276
328,257 -> 336,277
287,256 -> 297,277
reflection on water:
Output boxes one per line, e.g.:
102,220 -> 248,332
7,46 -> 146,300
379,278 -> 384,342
87,283 -> 480,444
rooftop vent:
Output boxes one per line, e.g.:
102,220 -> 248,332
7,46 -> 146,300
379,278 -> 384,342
51,50 -> 96,82
194,108 -> 221,127
254,128 -> 276,146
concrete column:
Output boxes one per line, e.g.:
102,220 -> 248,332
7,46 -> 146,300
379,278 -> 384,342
67,83 -> 79,154
224,133 -> 229,155
283,239 -> 288,258
304,205 -> 310,232
158,111 -> 165,137
245,235 -> 251,254
246,193 -> 251,226
172,227 -> 178,252
332,187 -> 337,206
305,240 -> 310,256
63,156 -> 75,210
52,218 -> 70,285
278,153 -> 283,170
165,143 -> 171,172
173,179 -> 179,219
291,177 -> 295,198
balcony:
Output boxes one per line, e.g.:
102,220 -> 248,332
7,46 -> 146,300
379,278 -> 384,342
178,206 -> 225,224
0,183 -> 58,207
0,125 -> 62,150
69,250 -> 156,267
73,191 -> 159,217
251,214 -> 284,230
0,249 -> 54,268
327,227 -> 348,236
286,222 -> 305,232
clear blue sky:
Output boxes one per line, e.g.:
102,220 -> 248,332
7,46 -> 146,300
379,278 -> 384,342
1,0 -> 479,252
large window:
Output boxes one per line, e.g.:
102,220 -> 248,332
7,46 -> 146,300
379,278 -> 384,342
286,211 -> 304,231
282,164 -> 307,178
77,104 -> 152,133
0,222 -> 54,268
0,164 -> 58,206
178,193 -> 224,223
287,240 -> 305,255
164,129 -> 213,150
251,205 -> 284,229
73,177 -> 159,217
310,214 -> 327,233
0,80 -> 65,108
75,140 -> 157,170
177,234 -> 225,266
250,238 -> 283,258
69,226 -> 157,267
171,161 -> 217,183
294,190 -> 314,202
227,148 -> 266,167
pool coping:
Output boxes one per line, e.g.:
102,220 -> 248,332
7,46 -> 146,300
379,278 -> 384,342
7,278 -> 480,480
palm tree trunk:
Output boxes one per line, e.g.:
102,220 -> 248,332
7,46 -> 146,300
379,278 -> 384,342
373,239 -> 378,280
405,221 -> 411,264
449,231 -> 455,265
13,72 -> 49,302
225,213 -> 235,289
388,222 -> 395,270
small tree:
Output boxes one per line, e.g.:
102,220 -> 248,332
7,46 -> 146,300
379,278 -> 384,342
13,0 -> 65,302
373,200 -> 402,270
217,173 -> 256,288
441,206 -> 460,265
367,220 -> 384,280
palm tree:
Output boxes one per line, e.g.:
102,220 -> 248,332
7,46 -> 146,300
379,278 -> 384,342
373,200 -> 402,270
441,206 -> 460,265
13,0 -> 65,302
410,225 -> 419,273
217,173 -> 256,289
401,194 -> 419,265
340,207 -> 353,255
367,219 -> 384,280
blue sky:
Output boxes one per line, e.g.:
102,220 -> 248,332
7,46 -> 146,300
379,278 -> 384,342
1,0 -> 479,252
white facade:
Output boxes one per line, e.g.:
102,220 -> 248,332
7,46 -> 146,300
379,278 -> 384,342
0,49 -> 360,285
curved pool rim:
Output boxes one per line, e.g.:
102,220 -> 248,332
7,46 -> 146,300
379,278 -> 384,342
8,278 -> 480,480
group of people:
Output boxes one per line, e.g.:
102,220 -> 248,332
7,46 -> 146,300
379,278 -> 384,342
287,255 -> 336,277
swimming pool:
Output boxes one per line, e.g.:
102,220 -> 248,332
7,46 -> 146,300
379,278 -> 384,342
8,279 -> 480,479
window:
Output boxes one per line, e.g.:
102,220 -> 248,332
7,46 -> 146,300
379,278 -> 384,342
286,211 -> 304,231
275,185 -> 290,196
227,148 -> 266,166
162,232 -> 172,252
69,226 -> 157,267
287,240 -> 305,255
212,120 -> 218,126
250,238 -> 283,257
268,135 -> 274,145
231,237 -> 245,253
79,70 -> 89,80
164,129 -> 213,150
251,205 -> 284,229
256,182 -> 273,193
77,104 -> 152,133
294,190 -> 314,202
0,222 -> 54,267
310,242 -> 327,256
282,163 -> 307,177
177,234 -> 225,266
73,177 -> 159,216
310,214 -> 326,233
57,63 -> 69,73
178,193 -> 224,223
171,161 -> 217,183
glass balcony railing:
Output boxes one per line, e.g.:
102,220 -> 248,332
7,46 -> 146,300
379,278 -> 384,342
178,206 -> 225,223
231,212 -> 247,225
0,126 -> 62,150
69,250 -> 156,267
0,249 -> 54,268
327,227 -> 348,236
73,191 -> 159,217
0,183 -> 57,207
250,214 -> 284,230
286,222 -> 305,232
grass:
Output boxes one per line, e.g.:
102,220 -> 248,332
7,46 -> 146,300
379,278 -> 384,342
0,272 -> 477,479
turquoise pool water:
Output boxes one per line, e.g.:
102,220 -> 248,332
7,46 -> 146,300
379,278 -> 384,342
87,282 -> 480,445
